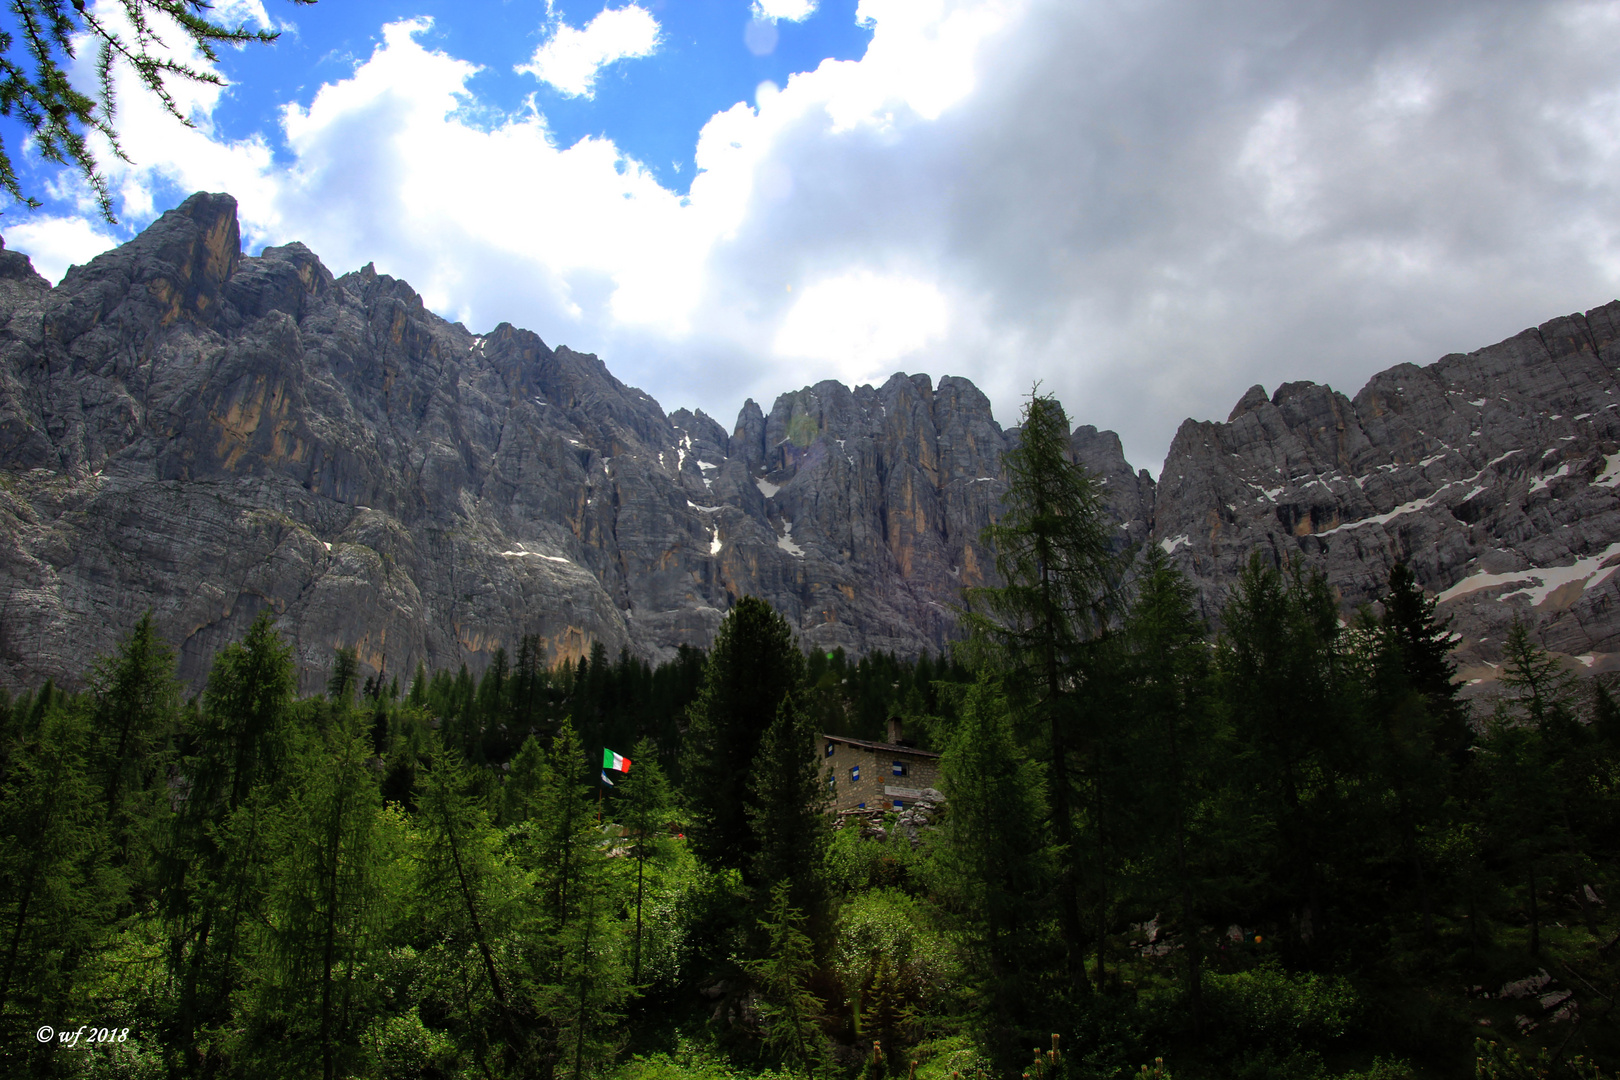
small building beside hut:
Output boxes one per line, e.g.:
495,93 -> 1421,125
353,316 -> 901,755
820,717 -> 941,812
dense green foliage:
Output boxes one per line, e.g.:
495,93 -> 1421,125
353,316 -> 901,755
2,395 -> 1620,1079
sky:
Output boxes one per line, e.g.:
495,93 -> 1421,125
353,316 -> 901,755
2,0 -> 1619,477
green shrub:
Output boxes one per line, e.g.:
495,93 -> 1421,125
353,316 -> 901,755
1201,963 -> 1359,1046
359,1006 -> 457,1080
831,888 -> 955,1022
911,1034 -> 994,1080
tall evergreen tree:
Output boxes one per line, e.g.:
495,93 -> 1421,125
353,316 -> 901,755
682,597 -> 806,875
88,611 -> 180,871
1119,545 -> 1220,1029
163,609 -> 298,1071
248,712 -> 401,1080
962,390 -> 1117,998
1377,562 -> 1470,775
1484,619 -> 1582,956
1216,552 -> 1353,952
327,646 -> 359,709
748,693 -> 831,927
928,680 -> 1056,1065
515,720 -> 626,1077
416,744 -> 531,1069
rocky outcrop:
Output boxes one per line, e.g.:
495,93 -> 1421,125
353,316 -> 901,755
0,195 -> 1023,691
1153,301 -> 1620,680
2,191 -> 1617,692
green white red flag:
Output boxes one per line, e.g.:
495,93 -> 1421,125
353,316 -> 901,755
603,748 -> 631,773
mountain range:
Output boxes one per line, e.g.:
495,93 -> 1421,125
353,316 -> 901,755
0,192 -> 1614,693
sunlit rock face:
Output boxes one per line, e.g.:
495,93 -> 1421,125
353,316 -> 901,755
1,191 -> 1615,692
1153,301 -> 1620,681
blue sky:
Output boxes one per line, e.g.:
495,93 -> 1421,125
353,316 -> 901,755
3,0 -> 1620,476
179,1 -> 875,193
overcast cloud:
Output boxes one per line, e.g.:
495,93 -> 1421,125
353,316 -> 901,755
11,0 -> 1620,476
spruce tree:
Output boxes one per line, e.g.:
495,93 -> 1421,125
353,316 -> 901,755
747,880 -> 827,1075
747,693 -> 831,925
327,646 -> 359,709
515,720 -> 626,1077
1485,619 -> 1581,956
928,680 -> 1056,1065
1381,563 -> 1466,750
1216,552 -> 1351,952
961,390 -> 1117,999
1359,563 -> 1464,943
1119,545 -> 1219,1029
682,596 -> 806,875
88,611 -> 180,871
500,733 -> 550,827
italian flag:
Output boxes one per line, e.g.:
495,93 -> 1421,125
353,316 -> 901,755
603,748 -> 632,773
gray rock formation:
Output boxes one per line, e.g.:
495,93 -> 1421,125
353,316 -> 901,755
1153,301 -> 1620,682
2,190 -> 1616,693
0,194 -> 1021,691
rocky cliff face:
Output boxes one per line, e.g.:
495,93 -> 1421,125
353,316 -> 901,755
0,194 -> 1031,691
0,192 -> 1615,691
1153,301 -> 1620,681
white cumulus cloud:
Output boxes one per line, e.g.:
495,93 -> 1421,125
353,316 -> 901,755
4,216 -> 123,283
517,5 -> 661,99
774,272 -> 950,382
12,0 -> 1620,479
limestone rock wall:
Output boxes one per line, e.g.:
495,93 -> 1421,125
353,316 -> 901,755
2,190 -> 1617,691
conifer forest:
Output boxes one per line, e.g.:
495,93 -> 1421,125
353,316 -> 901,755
4,396 -> 1620,1080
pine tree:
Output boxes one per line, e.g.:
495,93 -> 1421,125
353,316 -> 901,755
1485,619 -> 1581,956
747,693 -> 831,926
1119,545 -> 1219,1029
515,720 -> 626,1077
327,646 -> 360,709
1216,552 -> 1351,952
1358,563 -> 1465,943
682,596 -> 806,875
961,390 -> 1117,998
747,880 -> 827,1075
928,680 -> 1056,1065
87,612 -> 179,841
500,733 -> 550,827
87,612 -> 180,871
1381,563 -> 1467,752
1497,618 -> 1579,734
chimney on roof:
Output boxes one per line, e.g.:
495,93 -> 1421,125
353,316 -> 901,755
887,716 -> 904,745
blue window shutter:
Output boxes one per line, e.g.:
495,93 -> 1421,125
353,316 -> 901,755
851,765 -> 860,782
826,741 -> 835,757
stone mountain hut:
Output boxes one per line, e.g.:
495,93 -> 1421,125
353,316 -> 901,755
820,717 -> 941,812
